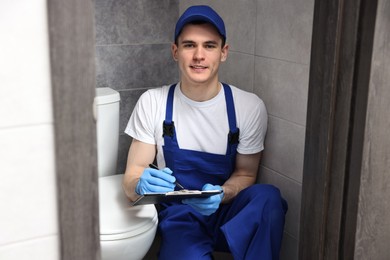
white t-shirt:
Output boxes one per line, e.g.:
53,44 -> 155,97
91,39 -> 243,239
125,83 -> 268,168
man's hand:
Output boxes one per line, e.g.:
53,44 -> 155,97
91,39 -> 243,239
182,184 -> 224,216
135,167 -> 176,195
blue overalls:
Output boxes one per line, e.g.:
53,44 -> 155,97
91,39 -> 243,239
158,83 -> 288,260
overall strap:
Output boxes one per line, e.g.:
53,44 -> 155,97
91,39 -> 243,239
163,84 -> 177,137
222,83 -> 240,146
162,84 -> 178,171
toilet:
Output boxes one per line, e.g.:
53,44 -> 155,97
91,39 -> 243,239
95,87 -> 158,260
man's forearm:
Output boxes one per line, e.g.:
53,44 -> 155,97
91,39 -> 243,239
220,152 -> 261,203
122,166 -> 142,202
122,139 -> 157,202
221,174 -> 256,203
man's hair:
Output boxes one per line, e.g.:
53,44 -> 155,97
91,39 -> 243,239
174,21 -> 226,47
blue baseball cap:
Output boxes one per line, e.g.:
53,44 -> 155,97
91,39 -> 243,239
174,5 -> 226,42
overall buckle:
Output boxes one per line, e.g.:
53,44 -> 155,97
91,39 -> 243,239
163,121 -> 175,137
228,129 -> 240,144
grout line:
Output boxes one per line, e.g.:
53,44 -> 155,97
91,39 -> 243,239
0,233 -> 58,248
254,54 -> 310,66
253,1 -> 259,93
260,165 -> 303,186
116,86 -> 155,92
267,114 -> 307,128
283,229 -> 299,240
0,122 -> 54,131
95,42 -> 172,47
228,49 -> 310,66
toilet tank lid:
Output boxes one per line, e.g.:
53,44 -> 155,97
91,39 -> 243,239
95,88 -> 120,105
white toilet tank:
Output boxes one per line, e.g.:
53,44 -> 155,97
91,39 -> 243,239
95,88 -> 120,177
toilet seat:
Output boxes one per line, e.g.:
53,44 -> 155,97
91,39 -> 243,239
99,174 -> 158,241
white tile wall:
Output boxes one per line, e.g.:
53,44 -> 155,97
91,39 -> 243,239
0,236 -> 59,260
0,126 -> 57,245
0,1 -> 53,128
0,1 -> 59,259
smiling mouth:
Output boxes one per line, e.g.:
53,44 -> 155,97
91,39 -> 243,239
190,65 -> 207,70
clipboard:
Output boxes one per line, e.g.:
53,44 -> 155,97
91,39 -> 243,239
132,189 -> 222,206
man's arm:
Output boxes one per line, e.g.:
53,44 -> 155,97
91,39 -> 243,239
122,139 -> 157,202
221,152 -> 262,203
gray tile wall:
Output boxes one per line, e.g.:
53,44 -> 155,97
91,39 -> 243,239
180,1 -> 314,259
254,1 -> 313,256
95,0 -> 314,259
95,0 -> 179,173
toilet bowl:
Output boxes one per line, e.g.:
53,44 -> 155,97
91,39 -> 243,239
99,174 -> 158,260
95,87 -> 158,260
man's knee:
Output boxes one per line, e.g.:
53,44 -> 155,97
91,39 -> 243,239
243,184 -> 282,201
242,184 -> 287,221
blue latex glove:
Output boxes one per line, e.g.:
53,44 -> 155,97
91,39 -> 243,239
135,167 -> 176,195
182,184 -> 224,216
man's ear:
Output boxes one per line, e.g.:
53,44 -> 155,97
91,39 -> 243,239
221,44 -> 229,62
171,43 -> 178,61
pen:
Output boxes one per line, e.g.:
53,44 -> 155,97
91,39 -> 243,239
148,163 -> 186,190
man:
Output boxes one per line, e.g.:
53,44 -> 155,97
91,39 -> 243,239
122,5 -> 287,260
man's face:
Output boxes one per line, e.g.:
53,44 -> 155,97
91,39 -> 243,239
172,23 -> 228,87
